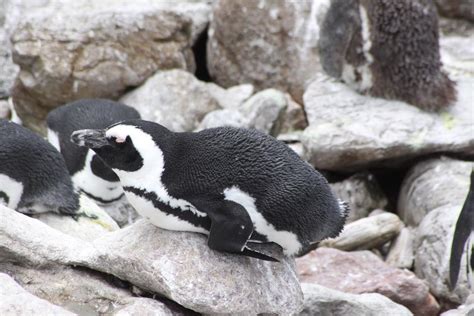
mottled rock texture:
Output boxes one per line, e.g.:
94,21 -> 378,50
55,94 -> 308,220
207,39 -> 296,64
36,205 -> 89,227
302,79 -> 474,171
0,206 -> 303,315
10,1 -> 210,133
207,0 -> 330,102
297,248 -> 439,316
300,283 -> 412,316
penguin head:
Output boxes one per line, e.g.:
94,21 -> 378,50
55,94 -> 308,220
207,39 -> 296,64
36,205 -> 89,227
71,120 -> 170,176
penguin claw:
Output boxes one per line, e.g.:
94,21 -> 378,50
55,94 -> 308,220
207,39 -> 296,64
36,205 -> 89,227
242,246 -> 279,262
67,212 -> 98,221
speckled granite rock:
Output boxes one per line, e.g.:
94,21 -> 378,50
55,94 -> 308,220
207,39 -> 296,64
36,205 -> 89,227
301,79 -> 474,171
0,205 -> 303,315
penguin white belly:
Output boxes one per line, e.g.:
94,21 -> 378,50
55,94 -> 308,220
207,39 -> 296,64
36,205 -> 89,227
223,186 -> 302,256
124,190 -> 209,234
0,174 -> 23,209
72,150 -> 123,204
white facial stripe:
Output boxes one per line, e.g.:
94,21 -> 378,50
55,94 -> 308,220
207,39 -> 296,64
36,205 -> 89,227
72,150 -> 123,204
109,124 -> 206,217
223,186 -> 302,256
47,129 -> 61,151
0,174 -> 24,209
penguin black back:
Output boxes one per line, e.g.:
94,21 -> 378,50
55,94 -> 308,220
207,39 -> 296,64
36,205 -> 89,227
72,119 -> 349,259
47,99 -> 140,204
47,99 -> 140,177
0,119 -> 79,215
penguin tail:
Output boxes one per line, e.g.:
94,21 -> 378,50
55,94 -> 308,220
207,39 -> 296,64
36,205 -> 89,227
326,199 -> 350,239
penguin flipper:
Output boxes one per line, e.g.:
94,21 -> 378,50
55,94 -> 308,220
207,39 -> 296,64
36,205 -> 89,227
449,170 -> 474,290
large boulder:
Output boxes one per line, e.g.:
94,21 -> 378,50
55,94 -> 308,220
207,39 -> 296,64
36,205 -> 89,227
10,0 -> 211,133
0,205 -> 303,315
300,283 -> 412,316
207,0 -> 330,102
415,204 -> 472,306
297,248 -> 440,316
301,79 -> 474,171
120,69 -> 219,132
0,272 -> 74,316
0,263 -> 177,315
398,157 -> 473,226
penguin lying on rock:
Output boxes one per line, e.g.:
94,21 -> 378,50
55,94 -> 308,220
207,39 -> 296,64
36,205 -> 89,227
450,169 -> 474,289
0,119 -> 90,218
47,99 -> 140,205
71,119 -> 349,261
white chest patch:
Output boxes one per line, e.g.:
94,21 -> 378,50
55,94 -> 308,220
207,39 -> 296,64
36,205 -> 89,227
124,190 -> 209,234
0,174 -> 24,209
72,150 -> 123,204
223,186 -> 302,256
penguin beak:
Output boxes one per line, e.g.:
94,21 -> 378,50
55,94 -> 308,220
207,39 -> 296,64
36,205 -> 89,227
71,129 -> 109,148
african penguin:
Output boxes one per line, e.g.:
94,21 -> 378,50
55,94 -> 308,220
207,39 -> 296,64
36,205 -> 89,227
0,119 -> 80,216
47,99 -> 140,205
71,119 -> 349,261
450,169 -> 474,289
319,0 -> 456,111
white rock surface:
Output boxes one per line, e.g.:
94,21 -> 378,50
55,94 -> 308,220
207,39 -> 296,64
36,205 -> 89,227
0,99 -> 10,119
0,272 -> 75,316
398,157 -> 473,226
32,194 -> 119,241
320,213 -> 403,251
300,283 -> 412,316
385,227 -> 415,269
0,205 -> 303,315
206,83 -> 254,109
301,79 -> 474,171
121,69 -> 219,132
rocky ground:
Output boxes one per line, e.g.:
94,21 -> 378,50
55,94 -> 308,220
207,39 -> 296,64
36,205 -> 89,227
0,0 -> 473,315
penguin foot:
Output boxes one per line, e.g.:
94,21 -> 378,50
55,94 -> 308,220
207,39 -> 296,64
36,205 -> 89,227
242,246 -> 279,262
68,212 -> 98,221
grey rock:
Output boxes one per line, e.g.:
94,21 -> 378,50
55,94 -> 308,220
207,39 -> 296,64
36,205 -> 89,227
435,0 -> 474,22
441,35 -> 474,81
197,108 -> 249,130
10,1 -> 210,133
297,248 -> 439,316
114,298 -> 174,316
319,213 -> 403,251
120,69 -> 219,132
301,79 -> 474,171
0,262 -> 176,315
300,283 -> 412,316
442,304 -> 474,316
330,173 -> 388,223
207,0 -> 330,102
0,99 -> 10,119
31,194 -> 119,241
385,227 -> 415,270
414,204 -> 472,305
239,88 -> 288,136
398,157 -> 473,226
0,30 -> 18,98
0,272 -> 75,316
206,83 -> 254,109
280,94 -> 308,133
0,205 -> 303,315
